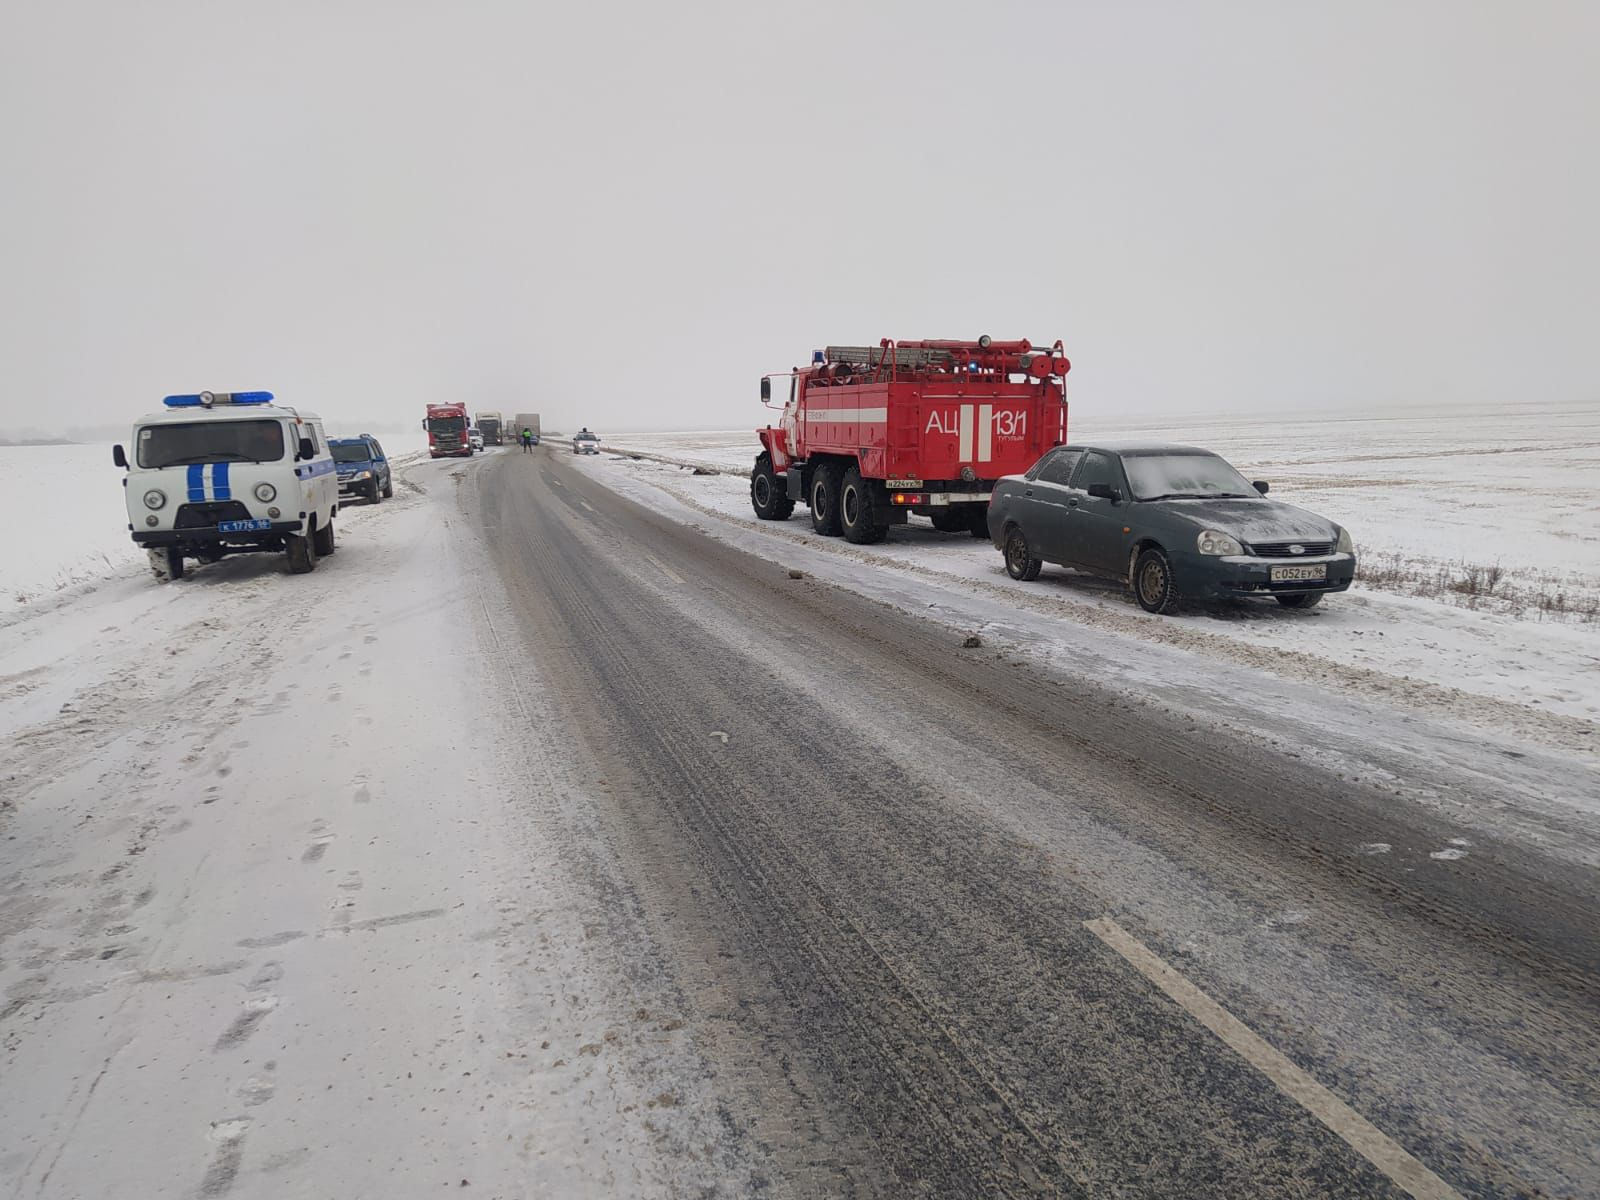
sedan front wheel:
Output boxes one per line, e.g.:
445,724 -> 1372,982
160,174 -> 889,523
1004,528 -> 1043,581
1132,546 -> 1182,614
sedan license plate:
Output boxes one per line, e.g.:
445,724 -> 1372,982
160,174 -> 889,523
1270,563 -> 1327,583
218,518 -> 272,533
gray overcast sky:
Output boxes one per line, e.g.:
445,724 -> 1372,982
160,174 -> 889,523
2,1 -> 1597,436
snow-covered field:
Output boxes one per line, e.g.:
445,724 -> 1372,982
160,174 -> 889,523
1,429 -> 431,605
578,405 -> 1600,741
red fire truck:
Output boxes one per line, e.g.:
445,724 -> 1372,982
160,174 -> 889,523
752,337 -> 1070,543
422,402 -> 473,458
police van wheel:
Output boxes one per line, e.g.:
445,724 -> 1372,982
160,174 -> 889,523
149,547 -> 184,583
286,530 -> 318,574
313,518 -> 336,557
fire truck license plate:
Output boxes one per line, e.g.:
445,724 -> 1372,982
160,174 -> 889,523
218,519 -> 273,533
1270,564 -> 1326,582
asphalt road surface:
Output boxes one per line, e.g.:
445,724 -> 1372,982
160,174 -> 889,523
475,448 -> 1600,1199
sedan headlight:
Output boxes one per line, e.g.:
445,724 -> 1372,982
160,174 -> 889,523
1197,530 -> 1243,556
1336,526 -> 1354,554
254,482 -> 277,502
143,489 -> 166,510
355,470 -> 372,480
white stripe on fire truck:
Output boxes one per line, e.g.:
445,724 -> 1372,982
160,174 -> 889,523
957,405 -> 974,462
977,404 -> 993,463
802,407 -> 888,422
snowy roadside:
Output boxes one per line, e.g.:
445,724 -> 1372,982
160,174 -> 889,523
581,423 -> 1600,741
0,432 -> 433,608
0,449 -> 760,1198
570,448 -> 1598,786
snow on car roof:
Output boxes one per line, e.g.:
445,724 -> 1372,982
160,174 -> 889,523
1070,440 -> 1216,456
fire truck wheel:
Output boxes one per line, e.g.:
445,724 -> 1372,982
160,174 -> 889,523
1133,546 -> 1182,614
840,467 -> 887,544
1003,528 -> 1042,582
750,452 -> 795,520
287,529 -> 318,574
314,517 -> 336,556
966,507 -> 991,538
149,547 -> 184,582
929,509 -> 967,534
810,463 -> 844,536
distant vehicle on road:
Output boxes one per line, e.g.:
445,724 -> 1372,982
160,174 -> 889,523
512,412 -> 541,442
476,412 -> 504,446
113,390 -> 338,581
330,435 -> 393,503
423,403 -> 473,458
572,429 -> 600,455
987,442 -> 1356,613
469,428 -> 484,452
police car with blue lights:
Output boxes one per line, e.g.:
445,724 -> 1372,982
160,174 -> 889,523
113,391 -> 340,582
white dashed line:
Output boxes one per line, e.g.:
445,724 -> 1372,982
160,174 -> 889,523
1085,916 -> 1463,1200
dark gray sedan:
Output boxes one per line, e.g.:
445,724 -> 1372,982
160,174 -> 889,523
987,442 -> 1356,613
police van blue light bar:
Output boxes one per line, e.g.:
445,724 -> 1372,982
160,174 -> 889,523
163,391 -> 275,408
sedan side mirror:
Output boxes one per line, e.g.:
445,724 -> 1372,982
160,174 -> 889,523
1253,480 -> 1269,495
760,377 -> 772,402
1086,483 -> 1121,503
112,444 -> 128,469
298,436 -> 315,461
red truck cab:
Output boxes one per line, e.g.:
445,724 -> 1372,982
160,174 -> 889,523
423,403 -> 473,458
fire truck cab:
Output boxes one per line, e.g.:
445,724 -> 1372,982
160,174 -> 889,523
753,337 -> 1069,544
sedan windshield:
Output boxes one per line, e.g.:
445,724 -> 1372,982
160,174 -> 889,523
1123,452 -> 1257,501
137,419 -> 285,468
332,443 -> 373,463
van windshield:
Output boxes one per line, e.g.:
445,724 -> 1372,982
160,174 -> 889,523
137,420 -> 285,468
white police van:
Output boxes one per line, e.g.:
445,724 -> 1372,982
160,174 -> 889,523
114,391 -> 339,582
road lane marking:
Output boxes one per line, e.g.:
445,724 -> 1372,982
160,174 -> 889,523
580,500 -> 595,512
1084,917 -> 1464,1200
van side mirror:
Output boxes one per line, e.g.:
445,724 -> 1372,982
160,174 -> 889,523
298,436 -> 315,461
760,377 -> 771,403
112,444 -> 128,469
1086,483 -> 1121,502
1253,480 -> 1269,495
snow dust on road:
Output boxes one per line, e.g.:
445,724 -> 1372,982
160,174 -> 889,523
0,451 -> 763,1198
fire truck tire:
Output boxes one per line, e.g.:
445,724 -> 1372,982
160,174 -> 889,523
840,467 -> 887,544
1003,527 -> 1042,582
314,517 -> 336,557
966,506 -> 991,538
287,529 -> 318,574
929,509 -> 967,534
149,547 -> 184,582
1132,546 -> 1182,614
810,463 -> 844,536
750,452 -> 795,520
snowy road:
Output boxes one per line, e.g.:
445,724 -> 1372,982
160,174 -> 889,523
3,446 -> 1598,1197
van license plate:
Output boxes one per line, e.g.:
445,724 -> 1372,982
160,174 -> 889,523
1271,564 -> 1326,582
218,519 -> 272,533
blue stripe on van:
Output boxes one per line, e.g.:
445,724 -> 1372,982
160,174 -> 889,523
213,462 -> 232,500
187,464 -> 206,502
